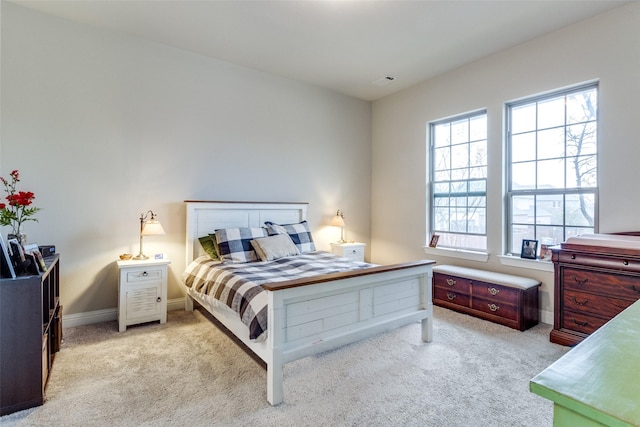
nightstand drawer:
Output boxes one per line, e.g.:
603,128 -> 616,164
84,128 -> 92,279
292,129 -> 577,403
126,269 -> 163,283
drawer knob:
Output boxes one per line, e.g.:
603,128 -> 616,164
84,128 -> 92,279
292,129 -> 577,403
156,297 -> 162,303
142,271 -> 148,277
351,250 -> 356,254
572,296 -> 589,306
571,254 -> 576,259
573,319 -> 589,327
623,260 -> 629,266
488,303 -> 499,312
446,293 -> 456,301
488,287 -> 499,296
446,278 -> 456,286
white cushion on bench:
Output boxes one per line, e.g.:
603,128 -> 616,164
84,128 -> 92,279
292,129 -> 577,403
433,265 -> 540,290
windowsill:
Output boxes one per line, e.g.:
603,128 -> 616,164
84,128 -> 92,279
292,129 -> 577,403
423,246 -> 489,262
497,254 -> 554,272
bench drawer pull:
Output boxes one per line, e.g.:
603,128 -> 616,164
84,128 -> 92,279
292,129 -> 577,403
447,293 -> 456,301
488,303 -> 499,312
488,287 -> 499,296
446,278 -> 456,286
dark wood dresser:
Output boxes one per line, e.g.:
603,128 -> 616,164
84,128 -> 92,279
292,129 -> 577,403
550,234 -> 640,346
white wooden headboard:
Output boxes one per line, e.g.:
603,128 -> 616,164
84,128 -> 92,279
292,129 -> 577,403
184,201 -> 308,264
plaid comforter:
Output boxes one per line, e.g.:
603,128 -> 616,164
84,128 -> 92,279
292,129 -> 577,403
182,251 -> 373,342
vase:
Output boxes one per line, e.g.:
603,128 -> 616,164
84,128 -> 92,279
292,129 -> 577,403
8,226 -> 26,246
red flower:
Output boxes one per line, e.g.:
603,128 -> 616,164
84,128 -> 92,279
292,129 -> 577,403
0,170 -> 40,233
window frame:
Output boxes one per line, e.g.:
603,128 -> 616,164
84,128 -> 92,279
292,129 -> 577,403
429,109 -> 488,252
506,82 -> 599,255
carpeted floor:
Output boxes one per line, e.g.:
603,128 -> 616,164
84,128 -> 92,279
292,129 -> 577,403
1,306 -> 568,426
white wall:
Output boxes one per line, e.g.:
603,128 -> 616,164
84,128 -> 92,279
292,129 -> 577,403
371,2 -> 640,322
0,3 -> 371,316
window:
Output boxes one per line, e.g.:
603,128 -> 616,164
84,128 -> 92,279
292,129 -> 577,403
430,111 -> 487,251
507,84 -> 598,254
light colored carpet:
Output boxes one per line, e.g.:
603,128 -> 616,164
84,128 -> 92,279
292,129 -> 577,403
1,306 -> 567,426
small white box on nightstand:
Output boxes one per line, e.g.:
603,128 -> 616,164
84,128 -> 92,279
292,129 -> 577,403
330,242 -> 366,262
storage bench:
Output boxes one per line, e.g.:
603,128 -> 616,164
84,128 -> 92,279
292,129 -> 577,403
432,265 -> 541,331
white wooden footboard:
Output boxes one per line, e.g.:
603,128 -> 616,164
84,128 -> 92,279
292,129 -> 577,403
265,261 -> 433,404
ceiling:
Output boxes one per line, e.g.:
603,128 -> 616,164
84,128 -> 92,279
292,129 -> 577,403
9,0 -> 630,101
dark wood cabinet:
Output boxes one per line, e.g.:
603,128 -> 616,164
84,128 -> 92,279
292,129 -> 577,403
432,265 -> 540,331
0,255 -> 61,415
551,237 -> 640,346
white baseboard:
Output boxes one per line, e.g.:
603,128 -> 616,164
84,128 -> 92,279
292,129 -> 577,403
62,297 -> 186,329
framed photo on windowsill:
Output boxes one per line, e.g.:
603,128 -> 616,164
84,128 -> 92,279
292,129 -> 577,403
429,234 -> 440,248
520,239 -> 539,260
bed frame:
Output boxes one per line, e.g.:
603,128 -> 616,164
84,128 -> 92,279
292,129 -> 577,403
184,201 -> 435,405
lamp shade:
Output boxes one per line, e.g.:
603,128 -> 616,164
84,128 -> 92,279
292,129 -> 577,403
141,219 -> 165,236
331,215 -> 345,227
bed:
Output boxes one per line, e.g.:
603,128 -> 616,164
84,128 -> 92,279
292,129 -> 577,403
183,201 -> 435,405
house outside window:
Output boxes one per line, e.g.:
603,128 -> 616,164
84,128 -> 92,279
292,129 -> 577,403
430,111 -> 487,251
507,83 -> 598,255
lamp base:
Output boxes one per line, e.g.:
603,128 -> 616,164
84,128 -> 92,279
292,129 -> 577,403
132,253 -> 148,260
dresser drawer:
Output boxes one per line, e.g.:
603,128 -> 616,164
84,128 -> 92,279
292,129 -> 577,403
472,281 -> 520,305
433,273 -> 471,295
434,287 -> 470,308
559,252 -> 640,273
562,268 -> 640,300
563,289 -> 635,319
472,297 -> 518,321
125,268 -> 163,283
562,310 -> 609,335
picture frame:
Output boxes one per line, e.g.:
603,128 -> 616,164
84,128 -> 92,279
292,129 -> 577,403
0,234 -> 16,279
520,239 -> 539,259
429,234 -> 440,248
539,244 -> 553,261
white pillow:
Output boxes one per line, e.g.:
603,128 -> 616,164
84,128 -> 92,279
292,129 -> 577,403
250,234 -> 300,262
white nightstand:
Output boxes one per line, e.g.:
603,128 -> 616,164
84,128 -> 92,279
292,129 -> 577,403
330,242 -> 366,262
117,258 -> 171,332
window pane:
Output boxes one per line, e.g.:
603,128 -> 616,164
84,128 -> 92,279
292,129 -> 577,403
468,207 -> 486,233
512,195 -> 535,224
535,194 -> 564,224
537,158 -> 565,189
537,97 -> 565,129
469,141 -> 486,167
433,182 -> 450,193
433,123 -> 450,147
537,128 -> 565,160
469,196 -> 486,207
511,104 -> 536,134
434,207 -> 450,231
512,225 -> 535,253
567,89 -> 597,124
469,115 -> 487,141
566,193 -> 595,226
451,144 -> 469,169
512,132 -> 536,162
512,162 -> 536,190
566,155 -> 597,188
567,122 -> 597,156
433,147 -> 450,171
451,119 -> 469,145
434,170 -> 450,182
469,179 -> 486,193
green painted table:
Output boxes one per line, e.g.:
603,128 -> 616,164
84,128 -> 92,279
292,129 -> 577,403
530,300 -> 640,426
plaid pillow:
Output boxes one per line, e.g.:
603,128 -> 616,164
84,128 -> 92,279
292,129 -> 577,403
265,220 -> 316,253
215,227 -> 267,263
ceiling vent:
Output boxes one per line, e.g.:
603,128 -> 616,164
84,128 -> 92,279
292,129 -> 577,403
371,76 -> 396,86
